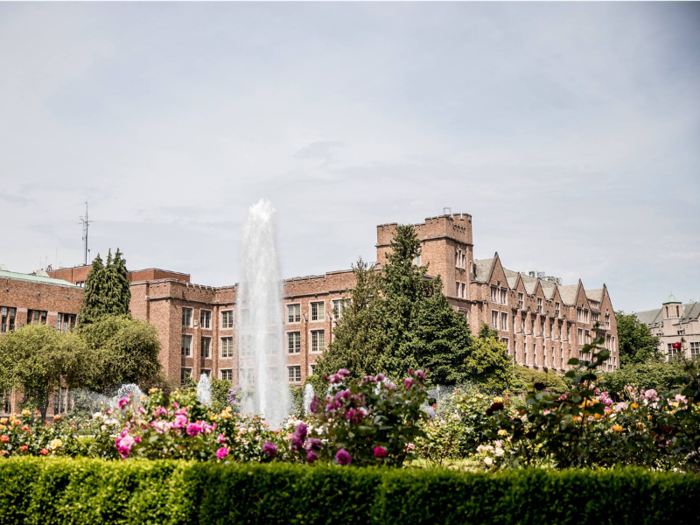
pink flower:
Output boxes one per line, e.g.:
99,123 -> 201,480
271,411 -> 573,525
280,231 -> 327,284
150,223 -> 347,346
373,446 -> 387,458
335,448 -> 351,466
384,381 -> 396,391
310,399 -> 320,414
329,374 -> 342,384
404,378 -> 414,390
217,433 -> 226,444
154,407 -> 167,417
216,447 -> 229,459
151,420 -> 172,434
675,394 -> 688,405
173,414 -> 188,429
614,402 -> 628,413
413,370 -> 427,382
337,369 -> 350,377
376,373 -> 385,382
305,438 -> 323,451
263,441 -> 277,457
118,397 -> 129,409
186,423 -> 201,437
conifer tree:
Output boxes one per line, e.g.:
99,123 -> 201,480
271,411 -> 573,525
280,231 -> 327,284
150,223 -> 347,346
80,249 -> 131,324
80,254 -> 106,325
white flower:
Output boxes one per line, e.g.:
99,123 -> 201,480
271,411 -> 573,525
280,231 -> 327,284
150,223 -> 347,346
484,457 -> 494,466
495,447 -> 504,457
92,412 -> 102,420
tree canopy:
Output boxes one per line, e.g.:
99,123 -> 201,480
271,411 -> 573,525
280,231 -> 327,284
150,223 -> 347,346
616,311 -> 662,366
312,225 -> 513,391
80,249 -> 131,324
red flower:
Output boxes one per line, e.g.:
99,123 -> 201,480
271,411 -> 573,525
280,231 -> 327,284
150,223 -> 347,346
0,435 -> 9,443
20,445 -> 28,452
39,448 -> 49,455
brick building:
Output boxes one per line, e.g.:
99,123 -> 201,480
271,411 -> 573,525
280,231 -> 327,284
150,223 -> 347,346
634,295 -> 700,361
42,211 -> 619,386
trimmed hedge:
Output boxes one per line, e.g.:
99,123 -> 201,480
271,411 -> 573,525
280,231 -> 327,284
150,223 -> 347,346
0,459 -> 698,525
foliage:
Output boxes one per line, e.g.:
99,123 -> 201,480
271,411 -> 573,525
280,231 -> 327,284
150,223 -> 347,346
304,369 -> 429,467
77,315 -> 162,395
1,459 -> 699,525
601,360 -> 687,397
511,365 -> 567,394
616,310 -> 663,366
210,379 -> 232,412
465,324 -> 514,392
316,225 -> 511,387
80,249 -> 131,325
0,326 -> 92,419
413,414 -> 463,466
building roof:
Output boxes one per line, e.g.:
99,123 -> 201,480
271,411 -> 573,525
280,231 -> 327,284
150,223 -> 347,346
663,293 -> 680,304
473,258 -> 494,283
634,302 -> 700,327
558,284 -> 579,306
541,280 -> 556,300
503,268 -> 519,289
0,269 -> 79,288
586,289 -> 604,302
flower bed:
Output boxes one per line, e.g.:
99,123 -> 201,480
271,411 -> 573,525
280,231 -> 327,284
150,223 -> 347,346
0,458 -> 698,525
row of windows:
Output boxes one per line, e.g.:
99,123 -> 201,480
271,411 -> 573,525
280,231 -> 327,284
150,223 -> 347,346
180,364 -> 315,385
1,307 -> 76,333
0,307 -> 16,333
181,300 -> 349,330
181,330 -> 328,358
455,281 -> 466,299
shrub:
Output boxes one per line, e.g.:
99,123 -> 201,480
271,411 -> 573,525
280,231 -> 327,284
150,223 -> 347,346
0,459 -> 698,525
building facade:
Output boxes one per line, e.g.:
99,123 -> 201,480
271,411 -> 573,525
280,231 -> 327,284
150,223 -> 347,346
634,295 -> 700,361
1,211 -> 619,407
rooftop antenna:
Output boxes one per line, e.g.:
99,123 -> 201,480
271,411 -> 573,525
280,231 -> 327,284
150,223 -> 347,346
79,202 -> 92,266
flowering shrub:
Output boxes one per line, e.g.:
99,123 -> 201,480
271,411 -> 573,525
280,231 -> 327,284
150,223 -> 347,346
305,369 -> 429,467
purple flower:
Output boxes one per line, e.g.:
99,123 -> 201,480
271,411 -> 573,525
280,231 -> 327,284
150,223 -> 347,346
373,446 -> 387,458
118,397 -> 129,409
173,414 -> 188,429
305,438 -> 323,451
216,447 -> 229,460
290,437 -> 304,452
263,441 -> 277,457
294,422 -> 308,440
310,399 -> 320,414
306,450 -> 318,464
337,369 -> 350,377
329,374 -> 342,384
335,449 -> 352,466
186,423 -> 201,437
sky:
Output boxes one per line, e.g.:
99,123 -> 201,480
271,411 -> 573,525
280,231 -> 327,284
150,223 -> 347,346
0,2 -> 698,314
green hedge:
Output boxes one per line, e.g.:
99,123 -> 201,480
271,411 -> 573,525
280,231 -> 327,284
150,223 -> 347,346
0,458 -> 698,525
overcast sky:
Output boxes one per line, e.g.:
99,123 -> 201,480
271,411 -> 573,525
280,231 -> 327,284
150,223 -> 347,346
1,2 -> 698,313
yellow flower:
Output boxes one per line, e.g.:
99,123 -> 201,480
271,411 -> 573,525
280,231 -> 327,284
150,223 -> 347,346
0,418 -> 7,425
476,394 -> 484,400
630,403 -> 639,410
612,425 -> 624,433
636,422 -> 645,430
49,438 -> 62,449
498,429 -> 508,436
594,413 -> 603,420
647,415 -> 653,420
21,410 -> 31,417
149,388 -> 159,394
493,397 -> 504,404
573,416 -> 582,423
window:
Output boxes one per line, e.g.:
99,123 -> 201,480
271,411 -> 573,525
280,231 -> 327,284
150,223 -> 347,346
0,307 -> 16,333
501,338 -> 509,353
332,299 -> 349,318
604,313 -> 610,329
75,280 -> 86,288
200,310 -> 211,329
592,313 -> 599,325
500,289 -> 507,305
221,337 -> 234,358
311,301 -> 325,321
577,308 -> 583,322
182,308 -> 193,327
555,302 -> 560,318
491,286 -> 498,303
491,310 -> 499,330
676,305 -> 680,317
181,335 -> 192,357
414,255 -> 422,266
288,365 -> 301,383
287,332 -> 301,354
201,337 -> 211,359
462,283 -> 466,299
584,310 -> 590,323
524,342 -> 528,365
200,369 -> 211,378
606,334 -> 612,350
500,312 -> 508,331
56,313 -> 76,332
309,363 -> 317,375
240,368 -> 255,384
691,342 -> 700,358
221,311 -> 234,329
27,310 -> 47,325
578,329 -> 584,345
311,330 -> 325,353
537,298 -> 543,314
180,368 -> 192,386
585,330 -> 590,344
287,304 -> 301,323
220,369 -> 233,381
518,293 -> 524,310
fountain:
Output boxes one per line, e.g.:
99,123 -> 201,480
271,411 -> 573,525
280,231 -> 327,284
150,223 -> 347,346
304,383 -> 315,415
196,373 -> 212,406
112,384 -> 144,408
239,199 -> 290,426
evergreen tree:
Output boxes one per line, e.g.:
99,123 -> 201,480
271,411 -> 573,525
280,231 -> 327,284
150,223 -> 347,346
80,254 -> 106,325
80,249 -> 132,324
314,224 -> 513,389
616,311 -> 662,366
